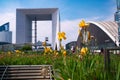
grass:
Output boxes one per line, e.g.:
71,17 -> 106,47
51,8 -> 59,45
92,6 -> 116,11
0,51 -> 120,80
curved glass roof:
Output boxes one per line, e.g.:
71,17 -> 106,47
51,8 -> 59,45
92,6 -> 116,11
89,21 -> 119,46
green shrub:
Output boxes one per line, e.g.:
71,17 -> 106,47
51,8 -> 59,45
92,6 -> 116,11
21,45 -> 32,51
0,52 -> 119,80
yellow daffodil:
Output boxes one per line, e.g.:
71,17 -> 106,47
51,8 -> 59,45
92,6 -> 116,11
53,50 -> 59,57
8,51 -> 11,55
15,50 -> 21,53
44,47 -> 52,53
58,32 -> 62,40
61,32 -> 66,40
79,20 -> 85,28
79,20 -> 89,28
80,47 -> 88,56
57,32 -> 66,41
58,31 -> 66,50
63,50 -> 67,56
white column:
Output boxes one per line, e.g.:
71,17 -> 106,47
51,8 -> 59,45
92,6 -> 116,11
52,10 -> 59,50
16,10 -> 26,44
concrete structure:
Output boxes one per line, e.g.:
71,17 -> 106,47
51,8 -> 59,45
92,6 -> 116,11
16,8 -> 60,49
77,21 -> 119,48
0,32 -> 12,44
0,22 -> 12,45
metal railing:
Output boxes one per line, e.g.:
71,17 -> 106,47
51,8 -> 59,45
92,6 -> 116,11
0,65 -> 54,80
0,66 -> 8,80
104,47 -> 120,72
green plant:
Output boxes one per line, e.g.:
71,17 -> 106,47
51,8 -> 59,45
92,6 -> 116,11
21,45 -> 32,51
0,51 -> 119,80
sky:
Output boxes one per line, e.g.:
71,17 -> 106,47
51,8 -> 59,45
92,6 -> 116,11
0,0 -> 117,46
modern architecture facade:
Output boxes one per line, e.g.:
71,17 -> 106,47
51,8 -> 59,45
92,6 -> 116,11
0,22 -> 12,45
16,8 -> 60,49
115,0 -> 120,45
77,21 -> 119,49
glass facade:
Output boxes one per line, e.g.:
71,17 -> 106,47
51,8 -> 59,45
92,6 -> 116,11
0,22 -> 9,31
117,0 -> 120,10
115,12 -> 120,22
115,0 -> 120,45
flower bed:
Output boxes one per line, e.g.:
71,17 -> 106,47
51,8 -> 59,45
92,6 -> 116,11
0,51 -> 119,80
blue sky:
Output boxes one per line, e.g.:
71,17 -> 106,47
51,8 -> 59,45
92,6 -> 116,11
0,0 -> 116,20
0,0 -> 117,45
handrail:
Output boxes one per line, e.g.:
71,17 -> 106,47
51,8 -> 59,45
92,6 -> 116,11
0,66 -> 8,80
0,65 -> 54,80
49,66 -> 52,80
49,65 -> 54,80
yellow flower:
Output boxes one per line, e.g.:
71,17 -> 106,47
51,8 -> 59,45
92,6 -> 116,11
15,50 -> 21,53
8,51 -> 11,55
79,20 -> 89,28
79,20 -> 85,28
44,47 -> 52,53
80,47 -> 88,56
53,50 -> 58,57
57,32 -> 66,41
63,50 -> 67,56
58,32 -> 62,40
55,52 -> 58,56
61,32 -> 66,40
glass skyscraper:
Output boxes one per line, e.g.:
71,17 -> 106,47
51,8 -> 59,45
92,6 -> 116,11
117,0 -> 120,10
0,22 -> 9,31
0,22 -> 12,45
115,0 -> 120,44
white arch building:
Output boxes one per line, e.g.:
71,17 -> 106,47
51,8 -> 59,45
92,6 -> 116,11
16,8 -> 60,49
77,21 -> 119,48
89,21 -> 119,46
